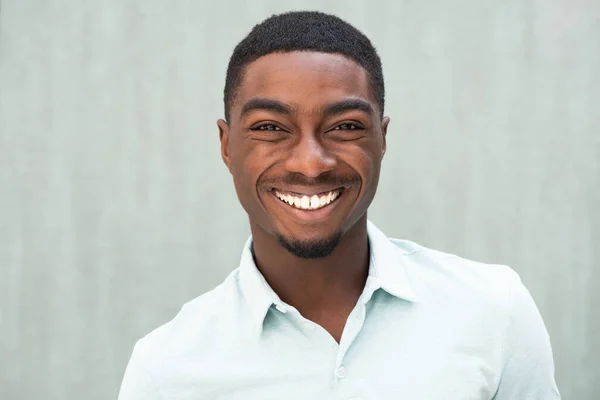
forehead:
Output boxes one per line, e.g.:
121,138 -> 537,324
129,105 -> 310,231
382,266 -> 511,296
232,51 -> 377,117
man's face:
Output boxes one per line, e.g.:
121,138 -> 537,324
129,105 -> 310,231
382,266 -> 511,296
218,51 -> 389,258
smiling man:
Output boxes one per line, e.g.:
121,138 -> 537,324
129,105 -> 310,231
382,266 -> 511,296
118,11 -> 560,399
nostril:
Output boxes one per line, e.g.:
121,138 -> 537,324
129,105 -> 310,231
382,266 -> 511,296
285,148 -> 337,177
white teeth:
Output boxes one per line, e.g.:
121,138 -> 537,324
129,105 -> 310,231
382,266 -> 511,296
274,190 -> 342,211
310,195 -> 319,208
301,196 -> 310,209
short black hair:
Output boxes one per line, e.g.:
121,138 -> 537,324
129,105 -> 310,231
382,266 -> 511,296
223,11 -> 385,121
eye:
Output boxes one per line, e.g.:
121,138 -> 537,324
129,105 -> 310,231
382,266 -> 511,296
326,121 -> 367,141
251,123 -> 282,131
333,123 -> 363,131
248,122 -> 289,142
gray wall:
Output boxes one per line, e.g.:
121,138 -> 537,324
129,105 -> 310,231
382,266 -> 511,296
1,1 -> 598,399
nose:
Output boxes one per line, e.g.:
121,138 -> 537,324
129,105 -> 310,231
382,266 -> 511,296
284,134 -> 337,178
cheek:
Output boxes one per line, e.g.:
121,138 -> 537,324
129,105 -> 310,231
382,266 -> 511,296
232,141 -> 281,179
230,162 -> 267,220
229,145 -> 273,202
231,160 -> 256,198
341,144 -> 381,182
356,155 -> 382,211
344,147 -> 383,207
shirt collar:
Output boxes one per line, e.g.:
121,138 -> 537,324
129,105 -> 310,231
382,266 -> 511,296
236,236 -> 283,335
365,220 -> 419,302
237,220 -> 419,336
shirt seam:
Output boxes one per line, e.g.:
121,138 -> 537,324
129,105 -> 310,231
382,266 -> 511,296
492,271 -> 515,397
399,248 -> 429,257
141,360 -> 163,400
400,247 -> 459,259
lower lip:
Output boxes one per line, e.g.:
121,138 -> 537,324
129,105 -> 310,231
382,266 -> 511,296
270,190 -> 345,221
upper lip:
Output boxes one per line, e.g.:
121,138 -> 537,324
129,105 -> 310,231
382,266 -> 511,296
268,185 -> 350,196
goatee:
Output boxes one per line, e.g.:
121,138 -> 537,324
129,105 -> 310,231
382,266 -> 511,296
275,231 -> 343,259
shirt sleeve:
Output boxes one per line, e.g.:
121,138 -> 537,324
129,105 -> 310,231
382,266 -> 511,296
118,344 -> 162,400
493,272 -> 561,399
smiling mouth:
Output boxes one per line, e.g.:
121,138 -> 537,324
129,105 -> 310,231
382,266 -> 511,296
272,189 -> 343,211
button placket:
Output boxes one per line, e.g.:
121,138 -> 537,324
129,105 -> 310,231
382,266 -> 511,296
335,303 -> 367,367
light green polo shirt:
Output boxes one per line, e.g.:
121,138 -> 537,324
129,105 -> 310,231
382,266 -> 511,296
119,221 -> 560,399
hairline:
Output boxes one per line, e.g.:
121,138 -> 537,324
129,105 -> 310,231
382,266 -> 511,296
226,49 -> 384,122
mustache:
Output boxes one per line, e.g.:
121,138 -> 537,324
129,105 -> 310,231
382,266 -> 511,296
260,172 -> 359,189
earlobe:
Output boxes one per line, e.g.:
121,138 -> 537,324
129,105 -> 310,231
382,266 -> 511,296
381,116 -> 390,156
217,119 -> 232,173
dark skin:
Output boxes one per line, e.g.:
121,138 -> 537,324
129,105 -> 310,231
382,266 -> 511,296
218,51 -> 389,343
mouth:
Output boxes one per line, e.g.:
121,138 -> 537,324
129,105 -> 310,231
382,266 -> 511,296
271,188 -> 344,211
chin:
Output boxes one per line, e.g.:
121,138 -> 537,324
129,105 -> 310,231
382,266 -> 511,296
275,230 -> 343,259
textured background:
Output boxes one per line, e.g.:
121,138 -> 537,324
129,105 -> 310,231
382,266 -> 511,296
1,1 -> 598,399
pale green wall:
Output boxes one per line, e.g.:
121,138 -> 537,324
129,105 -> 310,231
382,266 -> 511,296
1,1 -> 598,399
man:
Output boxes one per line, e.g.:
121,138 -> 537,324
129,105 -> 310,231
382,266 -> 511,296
119,11 -> 560,399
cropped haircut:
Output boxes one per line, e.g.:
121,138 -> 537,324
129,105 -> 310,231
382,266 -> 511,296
223,11 -> 385,121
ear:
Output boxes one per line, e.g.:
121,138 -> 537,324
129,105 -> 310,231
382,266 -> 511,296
381,116 -> 390,157
217,119 -> 232,173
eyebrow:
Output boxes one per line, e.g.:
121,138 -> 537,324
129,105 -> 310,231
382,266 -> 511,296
239,97 -> 375,118
323,99 -> 374,116
240,98 -> 294,117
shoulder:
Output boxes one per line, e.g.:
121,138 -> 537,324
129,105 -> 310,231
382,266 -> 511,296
388,238 -> 559,397
391,238 -> 522,308
388,238 -> 533,361
132,268 -> 248,366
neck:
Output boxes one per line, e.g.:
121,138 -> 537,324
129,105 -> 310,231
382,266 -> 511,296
250,215 -> 370,322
